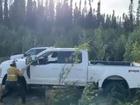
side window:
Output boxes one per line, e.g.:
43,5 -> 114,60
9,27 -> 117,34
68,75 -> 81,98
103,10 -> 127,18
37,51 -> 82,64
72,52 -> 82,63
57,51 -> 82,64
48,52 -> 58,63
38,51 -> 58,64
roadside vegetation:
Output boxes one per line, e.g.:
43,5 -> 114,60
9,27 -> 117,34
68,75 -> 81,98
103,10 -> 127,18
40,84 -> 140,105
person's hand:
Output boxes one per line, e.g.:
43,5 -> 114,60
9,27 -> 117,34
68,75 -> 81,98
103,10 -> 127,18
2,85 -> 5,89
1,85 -> 5,91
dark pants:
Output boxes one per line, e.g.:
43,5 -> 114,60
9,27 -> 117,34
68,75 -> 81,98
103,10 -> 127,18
17,76 -> 26,104
1,81 -> 17,99
1,79 -> 26,104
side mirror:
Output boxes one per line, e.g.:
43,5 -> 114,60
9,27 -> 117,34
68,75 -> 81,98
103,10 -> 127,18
31,60 -> 38,66
26,55 -> 37,65
31,55 -> 36,61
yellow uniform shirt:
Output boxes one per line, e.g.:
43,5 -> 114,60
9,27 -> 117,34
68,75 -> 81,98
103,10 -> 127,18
7,67 -> 22,81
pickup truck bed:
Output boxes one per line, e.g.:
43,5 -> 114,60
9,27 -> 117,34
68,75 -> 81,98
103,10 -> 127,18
91,61 -> 132,66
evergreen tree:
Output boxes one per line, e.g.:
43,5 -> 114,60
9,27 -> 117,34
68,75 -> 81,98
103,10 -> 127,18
81,0 -> 87,27
36,0 -> 45,31
10,0 -> 25,27
85,0 -> 93,28
111,10 -> 117,29
4,0 -> 8,25
123,13 -> 130,32
128,0 -> 134,32
97,0 -> 101,27
26,0 -> 36,29
48,0 -> 54,23
105,15 -> 112,28
0,0 -> 3,23
70,0 -> 73,24
83,0 -> 87,16
55,1 -> 62,26
136,0 -> 140,26
79,0 -> 81,13
74,3 -> 80,25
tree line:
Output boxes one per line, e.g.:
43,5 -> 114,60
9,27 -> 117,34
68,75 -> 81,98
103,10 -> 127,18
0,0 -> 140,62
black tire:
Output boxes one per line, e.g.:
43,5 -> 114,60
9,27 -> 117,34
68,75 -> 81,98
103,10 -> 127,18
103,81 -> 129,101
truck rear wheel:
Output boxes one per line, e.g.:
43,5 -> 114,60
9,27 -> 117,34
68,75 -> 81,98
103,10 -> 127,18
103,81 -> 129,101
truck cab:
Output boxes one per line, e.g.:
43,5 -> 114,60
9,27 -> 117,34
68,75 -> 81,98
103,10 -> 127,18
25,48 -> 89,86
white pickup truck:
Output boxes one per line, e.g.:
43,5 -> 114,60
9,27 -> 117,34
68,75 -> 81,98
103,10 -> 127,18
1,48 -> 140,95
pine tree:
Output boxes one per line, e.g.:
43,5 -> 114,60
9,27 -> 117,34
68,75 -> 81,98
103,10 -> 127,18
37,0 -> 45,28
55,1 -> 62,25
70,0 -> 73,24
111,10 -> 117,29
97,0 -> 101,27
48,0 -> 54,23
105,15 -> 111,28
128,0 -> 134,31
0,0 -> 3,23
85,0 -> 93,28
82,0 -> 87,16
45,0 -> 48,19
74,3 -> 79,25
10,0 -> 25,27
136,0 -> 140,26
26,0 -> 37,28
79,0 -> 81,13
4,0 -> 9,25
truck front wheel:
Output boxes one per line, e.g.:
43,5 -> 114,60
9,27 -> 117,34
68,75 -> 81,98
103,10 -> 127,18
103,81 -> 129,101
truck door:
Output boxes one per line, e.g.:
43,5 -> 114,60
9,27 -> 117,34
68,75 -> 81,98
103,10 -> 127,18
29,50 -> 87,86
30,51 -> 85,85
62,51 -> 87,86
29,51 -> 64,85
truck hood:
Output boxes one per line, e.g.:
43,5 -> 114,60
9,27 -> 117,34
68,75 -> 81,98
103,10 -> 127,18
0,58 -> 26,78
10,54 -> 24,60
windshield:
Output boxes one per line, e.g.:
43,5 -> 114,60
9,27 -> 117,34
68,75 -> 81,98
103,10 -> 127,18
24,48 -> 46,57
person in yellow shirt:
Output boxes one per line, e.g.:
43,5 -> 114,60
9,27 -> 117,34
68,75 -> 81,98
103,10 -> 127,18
0,61 -> 26,104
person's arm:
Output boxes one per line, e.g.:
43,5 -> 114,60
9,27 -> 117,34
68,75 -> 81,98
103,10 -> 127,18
16,69 -> 23,76
2,74 -> 7,85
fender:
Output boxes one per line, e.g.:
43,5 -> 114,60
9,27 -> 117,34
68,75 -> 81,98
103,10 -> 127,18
100,75 -> 129,89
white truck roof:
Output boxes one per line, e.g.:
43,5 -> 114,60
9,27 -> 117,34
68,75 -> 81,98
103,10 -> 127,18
36,48 -> 84,57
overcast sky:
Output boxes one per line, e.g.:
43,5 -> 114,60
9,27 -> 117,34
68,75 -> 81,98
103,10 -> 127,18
92,0 -> 138,16
42,0 -> 138,16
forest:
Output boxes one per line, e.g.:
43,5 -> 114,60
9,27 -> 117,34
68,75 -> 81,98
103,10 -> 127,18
0,0 -> 140,62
